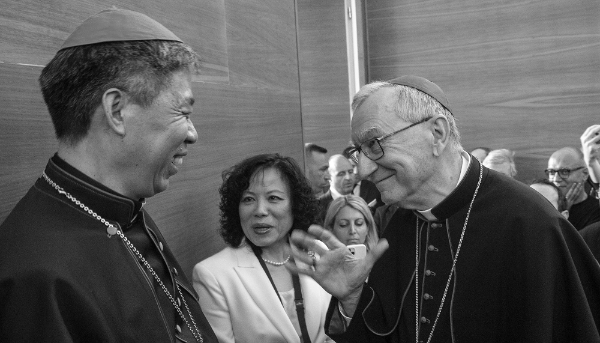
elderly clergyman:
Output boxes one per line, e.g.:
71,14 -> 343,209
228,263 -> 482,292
0,9 -> 218,342
290,76 -> 600,342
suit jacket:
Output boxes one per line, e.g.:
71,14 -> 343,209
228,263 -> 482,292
193,245 -> 331,343
317,190 -> 334,225
357,180 -> 383,213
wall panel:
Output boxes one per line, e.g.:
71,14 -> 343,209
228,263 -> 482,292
297,0 -> 353,157
0,64 -> 56,216
366,0 -> 600,183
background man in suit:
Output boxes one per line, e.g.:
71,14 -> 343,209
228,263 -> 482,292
317,154 -> 356,223
343,145 -> 384,216
546,146 -> 600,230
304,143 -> 330,197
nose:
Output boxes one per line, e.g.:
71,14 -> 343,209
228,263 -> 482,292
349,223 -> 358,235
548,172 -> 562,183
357,153 -> 378,181
186,119 -> 198,144
254,199 -> 268,217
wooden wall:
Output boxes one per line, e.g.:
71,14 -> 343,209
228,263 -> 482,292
0,0 -> 336,280
365,0 -> 600,183
297,0 -> 353,158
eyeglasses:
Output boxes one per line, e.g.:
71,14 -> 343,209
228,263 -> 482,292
544,167 -> 585,179
349,117 -> 432,164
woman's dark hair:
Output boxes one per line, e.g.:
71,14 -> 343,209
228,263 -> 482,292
219,153 -> 319,249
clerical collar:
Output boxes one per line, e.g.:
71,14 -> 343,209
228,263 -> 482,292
417,151 -> 471,221
51,153 -> 144,215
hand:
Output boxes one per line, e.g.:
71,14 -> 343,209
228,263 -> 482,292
564,182 -> 583,210
288,224 -> 388,316
581,125 -> 600,166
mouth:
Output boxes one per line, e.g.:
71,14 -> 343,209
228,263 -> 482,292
171,150 -> 187,168
172,156 -> 184,167
372,173 -> 394,186
252,223 -> 273,234
347,239 -> 361,245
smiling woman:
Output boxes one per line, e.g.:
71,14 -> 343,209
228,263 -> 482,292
192,153 -> 333,343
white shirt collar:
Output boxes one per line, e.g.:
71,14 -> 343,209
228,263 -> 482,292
418,151 -> 471,221
330,185 -> 344,200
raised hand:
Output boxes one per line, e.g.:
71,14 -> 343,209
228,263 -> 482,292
581,125 -> 600,183
288,224 -> 388,316
564,182 -> 584,210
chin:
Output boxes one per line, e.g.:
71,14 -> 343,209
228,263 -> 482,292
152,179 -> 170,196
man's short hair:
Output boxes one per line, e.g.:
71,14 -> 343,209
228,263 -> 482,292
304,143 -> 328,156
39,40 -> 201,144
483,149 -> 517,177
472,147 -> 491,154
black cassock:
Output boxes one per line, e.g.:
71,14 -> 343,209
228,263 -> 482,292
327,157 -> 600,343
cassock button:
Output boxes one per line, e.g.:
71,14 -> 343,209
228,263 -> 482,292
175,324 -> 182,334
431,223 -> 442,229
173,267 -> 178,276
420,316 -> 429,324
425,269 -> 435,276
177,297 -> 182,307
423,293 -> 433,300
159,242 -> 164,251
428,245 -> 438,252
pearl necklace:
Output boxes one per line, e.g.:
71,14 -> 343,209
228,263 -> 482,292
415,163 -> 482,343
262,255 -> 291,266
42,172 -> 203,343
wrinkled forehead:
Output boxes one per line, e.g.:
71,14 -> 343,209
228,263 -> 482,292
547,152 -> 582,168
331,157 -> 353,172
350,88 -> 401,144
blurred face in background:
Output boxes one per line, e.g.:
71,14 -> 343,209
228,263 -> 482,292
329,155 -> 355,195
547,149 -> 588,198
332,205 -> 368,246
306,151 -> 330,194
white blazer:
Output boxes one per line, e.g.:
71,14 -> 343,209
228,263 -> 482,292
192,244 -> 332,343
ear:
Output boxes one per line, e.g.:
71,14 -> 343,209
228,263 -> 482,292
430,115 -> 451,157
101,88 -> 127,136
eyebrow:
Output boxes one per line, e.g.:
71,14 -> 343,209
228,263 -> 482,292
355,127 -> 385,144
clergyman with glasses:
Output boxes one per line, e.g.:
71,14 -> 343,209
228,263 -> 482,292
546,146 -> 600,230
289,75 -> 600,342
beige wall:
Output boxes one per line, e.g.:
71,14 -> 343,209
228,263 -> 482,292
297,0 -> 353,158
365,0 -> 600,183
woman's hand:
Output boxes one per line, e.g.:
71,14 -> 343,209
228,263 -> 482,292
287,224 -> 388,316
